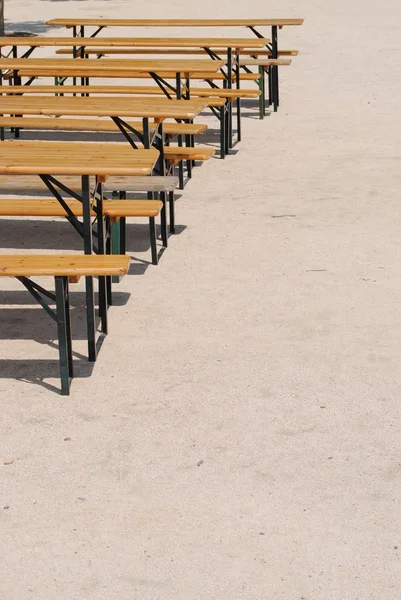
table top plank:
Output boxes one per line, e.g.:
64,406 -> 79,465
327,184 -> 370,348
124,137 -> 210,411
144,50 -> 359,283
0,36 -> 269,48
0,58 -> 225,74
46,18 -> 304,27
0,95 -> 208,119
0,141 -> 159,176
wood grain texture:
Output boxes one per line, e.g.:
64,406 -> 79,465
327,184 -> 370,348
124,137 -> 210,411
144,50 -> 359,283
0,96 -> 208,119
46,18 -> 304,27
0,254 -> 130,277
0,198 -> 162,218
0,57 -> 225,74
0,37 -> 269,48
0,141 -> 158,176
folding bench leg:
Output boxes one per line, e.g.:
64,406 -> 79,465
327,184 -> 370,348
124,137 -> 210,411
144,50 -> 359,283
274,65 -> 280,111
177,133 -> 185,189
98,275 -> 109,336
110,191 -> 126,284
168,190 -> 176,234
55,276 -> 73,396
160,192 -> 168,248
149,217 -> 158,265
258,66 -> 266,119
268,66 -> 273,107
220,105 -> 226,159
96,196 -> 108,336
185,133 -> 193,179
228,100 -> 233,149
236,96 -> 241,142
105,220 -> 113,305
85,275 -> 97,362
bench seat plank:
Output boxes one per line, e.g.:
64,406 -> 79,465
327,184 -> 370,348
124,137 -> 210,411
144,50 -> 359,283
0,198 -> 162,218
12,69 -> 261,82
0,36 -> 269,49
0,95 -> 208,120
0,57 -> 226,74
56,48 -> 297,57
1,85 -> 259,100
239,58 -> 291,66
0,254 -> 130,277
45,18 -> 304,27
0,116 -> 208,136
0,174 -> 178,193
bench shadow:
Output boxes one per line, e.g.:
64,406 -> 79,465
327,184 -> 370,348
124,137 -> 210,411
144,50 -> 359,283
4,21 -> 50,36
0,219 -> 169,264
0,359 -> 95,395
0,287 -> 130,393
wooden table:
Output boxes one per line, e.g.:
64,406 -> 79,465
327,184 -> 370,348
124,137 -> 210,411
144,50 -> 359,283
0,139 -> 158,360
0,95 -> 207,169
46,18 -> 304,109
0,37 -> 268,93
0,57 -> 226,99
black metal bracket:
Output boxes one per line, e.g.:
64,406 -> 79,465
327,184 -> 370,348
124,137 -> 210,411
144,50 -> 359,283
149,72 -> 175,99
17,276 -> 57,321
111,116 -> 140,148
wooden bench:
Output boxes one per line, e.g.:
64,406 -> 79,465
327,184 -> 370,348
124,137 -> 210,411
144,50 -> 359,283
55,48 -> 298,57
0,174 -> 179,233
239,58 -> 291,67
0,253 -> 130,394
9,69 -> 261,82
0,111 -> 208,140
0,119 -> 217,188
0,196 -> 166,265
238,58 -> 292,117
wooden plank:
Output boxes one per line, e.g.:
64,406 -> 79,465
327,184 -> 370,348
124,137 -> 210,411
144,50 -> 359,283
0,198 -> 162,217
56,48 -> 298,56
0,174 -> 179,193
0,85 -> 256,100
0,140 -> 214,162
0,141 -> 159,176
0,36 -> 269,48
0,116 -> 208,136
0,58 -> 226,74
46,18 -> 304,27
0,254 -> 130,277
239,58 -> 292,66
13,69 -> 261,81
0,96 -> 208,119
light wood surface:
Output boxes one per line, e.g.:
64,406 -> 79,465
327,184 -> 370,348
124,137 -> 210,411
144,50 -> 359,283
0,141 -> 159,176
0,140 -> 215,163
46,18 -> 304,27
0,175 -> 179,193
0,36 -> 269,48
0,254 -> 130,277
0,117 -> 208,136
0,198 -> 162,218
0,85 -> 259,100
0,58 -> 225,74
12,69 -> 261,82
0,96 -> 207,119
56,48 -> 297,56
239,58 -> 292,66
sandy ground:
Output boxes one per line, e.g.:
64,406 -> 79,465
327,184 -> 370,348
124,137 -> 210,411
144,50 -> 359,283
1,0 -> 401,599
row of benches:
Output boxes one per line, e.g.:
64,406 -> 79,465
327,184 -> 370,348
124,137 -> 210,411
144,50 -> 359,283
1,41 -> 299,395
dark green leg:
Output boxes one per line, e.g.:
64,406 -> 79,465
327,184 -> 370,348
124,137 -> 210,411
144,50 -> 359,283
55,276 -> 72,396
149,217 -> 158,265
168,191 -> 176,234
160,192 -> 168,247
258,66 -> 265,119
